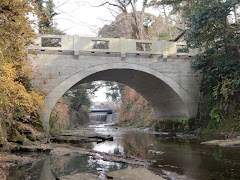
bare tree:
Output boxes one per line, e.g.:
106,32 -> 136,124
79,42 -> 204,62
95,0 -> 149,40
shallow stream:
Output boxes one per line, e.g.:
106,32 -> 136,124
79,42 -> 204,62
7,123 -> 240,179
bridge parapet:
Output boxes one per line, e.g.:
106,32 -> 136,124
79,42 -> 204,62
29,35 -> 197,58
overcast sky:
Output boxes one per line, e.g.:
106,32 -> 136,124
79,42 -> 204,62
53,0 -> 161,36
54,0 -> 118,36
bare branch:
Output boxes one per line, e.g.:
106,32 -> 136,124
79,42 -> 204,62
55,0 -> 71,9
91,1 -> 127,13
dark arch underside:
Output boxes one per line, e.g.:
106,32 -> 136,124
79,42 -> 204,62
74,69 -> 189,120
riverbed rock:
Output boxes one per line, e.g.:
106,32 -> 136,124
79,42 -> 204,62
148,150 -> 164,155
11,144 -> 52,152
50,144 -> 152,166
51,128 -> 113,144
201,139 -> 240,147
0,169 -> 7,180
107,167 -> 165,180
58,172 -> 98,180
50,134 -> 113,144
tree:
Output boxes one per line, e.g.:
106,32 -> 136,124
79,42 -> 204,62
97,0 -> 149,40
35,0 -> 64,34
186,0 -> 240,98
183,0 -> 240,130
104,81 -> 125,102
66,83 -> 101,111
0,0 -> 43,143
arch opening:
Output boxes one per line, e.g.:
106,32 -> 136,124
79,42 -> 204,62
42,64 -> 196,130
78,69 -> 189,120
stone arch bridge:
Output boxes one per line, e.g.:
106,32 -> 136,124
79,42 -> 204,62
28,35 -> 200,130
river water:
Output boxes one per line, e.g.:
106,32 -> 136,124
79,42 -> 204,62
7,123 -> 240,179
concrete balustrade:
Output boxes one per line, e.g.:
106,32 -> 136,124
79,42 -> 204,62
30,35 -> 183,57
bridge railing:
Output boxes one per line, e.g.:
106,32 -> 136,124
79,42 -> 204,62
29,35 -> 182,57
29,35 -> 199,57
176,41 -> 199,56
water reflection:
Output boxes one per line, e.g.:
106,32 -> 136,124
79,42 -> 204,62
7,153 -> 54,180
50,154 -> 128,177
7,153 -> 128,179
92,138 -> 124,155
90,124 -> 240,180
6,123 -> 240,180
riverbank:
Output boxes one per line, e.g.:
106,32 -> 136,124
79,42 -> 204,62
0,124 -> 164,179
2,123 -> 240,179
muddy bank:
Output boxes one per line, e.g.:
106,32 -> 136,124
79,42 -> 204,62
58,167 -> 165,180
58,172 -> 98,180
201,136 -> 240,147
107,167 -> 164,180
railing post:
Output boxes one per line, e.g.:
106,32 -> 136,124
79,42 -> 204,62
120,38 -> 126,61
73,35 -> 79,57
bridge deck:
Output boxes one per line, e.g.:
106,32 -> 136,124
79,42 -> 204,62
90,109 -> 113,114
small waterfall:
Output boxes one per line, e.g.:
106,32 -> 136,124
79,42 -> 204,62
90,112 -> 119,122
106,114 -> 113,122
90,113 -> 107,122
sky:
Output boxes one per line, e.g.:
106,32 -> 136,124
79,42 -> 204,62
53,0 -> 161,36
54,0 -> 116,36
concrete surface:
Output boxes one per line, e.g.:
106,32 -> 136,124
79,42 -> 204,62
28,35 -> 201,130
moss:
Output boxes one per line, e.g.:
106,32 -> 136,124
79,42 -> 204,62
8,127 -> 25,144
157,118 -> 195,133
49,107 -> 63,135
152,120 -> 160,131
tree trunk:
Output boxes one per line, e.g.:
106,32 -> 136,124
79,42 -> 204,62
162,4 -> 172,39
233,4 -> 238,23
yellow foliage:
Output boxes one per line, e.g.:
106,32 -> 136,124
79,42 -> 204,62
213,77 -> 234,100
0,0 -> 43,126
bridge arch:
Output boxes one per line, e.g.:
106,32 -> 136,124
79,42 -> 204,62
41,62 -> 197,130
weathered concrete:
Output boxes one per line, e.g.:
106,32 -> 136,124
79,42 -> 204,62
28,35 -> 201,130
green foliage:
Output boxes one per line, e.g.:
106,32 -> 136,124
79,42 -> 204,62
185,0 -> 240,132
124,102 -> 134,113
185,0 -> 239,49
202,108 -> 222,134
158,118 -> 193,133
152,119 -> 160,131
104,81 -> 125,102
49,107 -> 63,135
187,1 -> 240,102
177,47 -> 189,53
35,0 -> 64,34
210,108 -> 221,123
66,83 -> 95,111
158,32 -> 171,40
